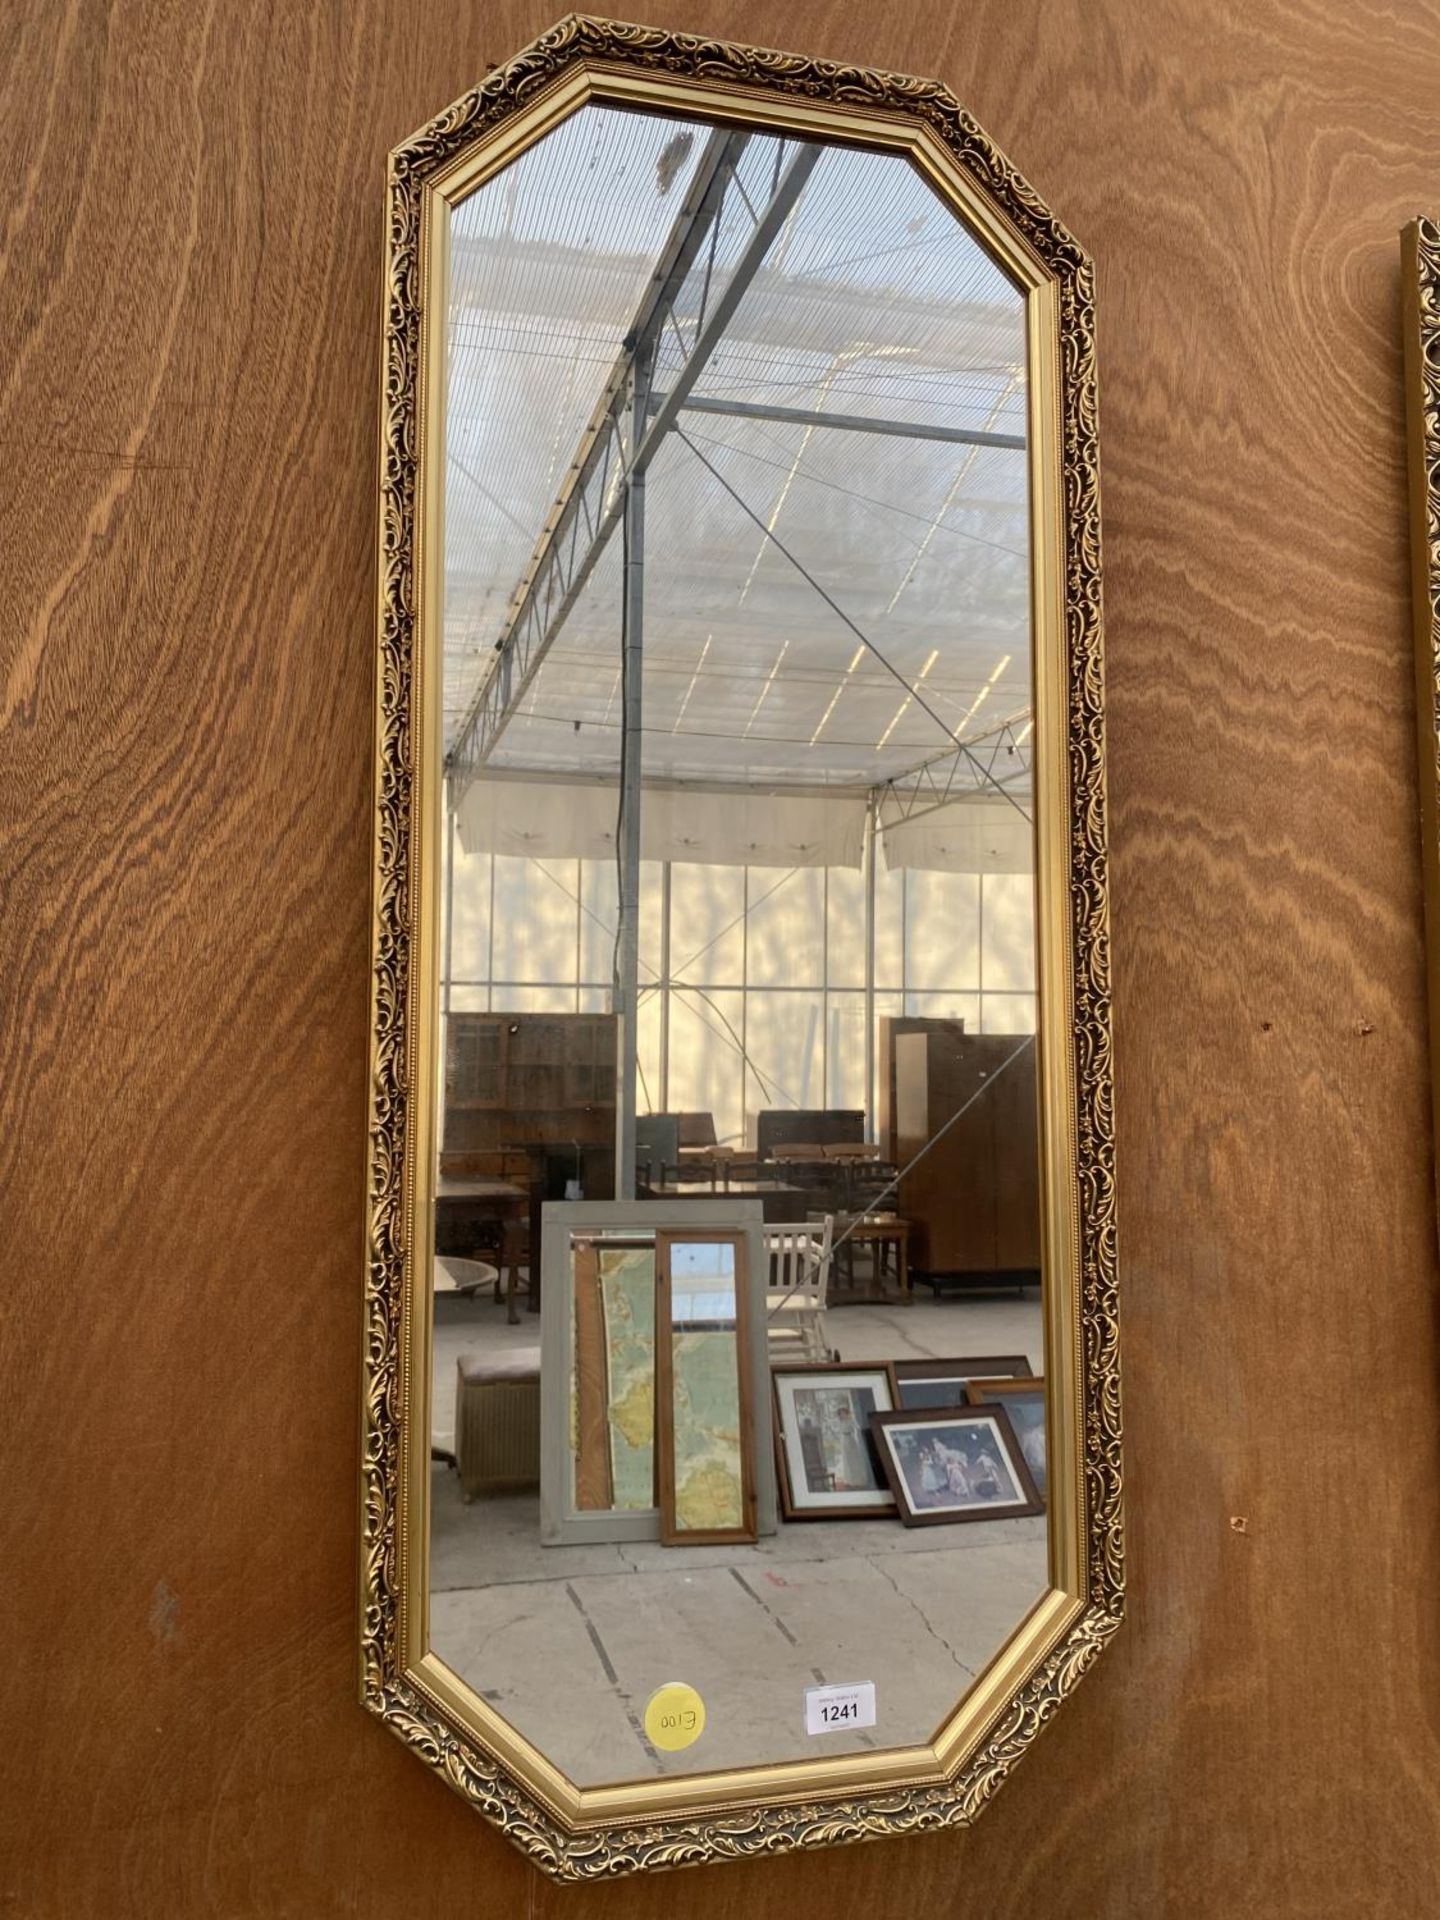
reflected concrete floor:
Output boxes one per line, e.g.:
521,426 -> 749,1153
430,1289 -> 1047,1785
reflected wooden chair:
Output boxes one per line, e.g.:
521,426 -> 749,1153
495,1213 -> 532,1324
763,1217 -> 834,1362
827,1211 -> 911,1304
717,1148 -> 765,1188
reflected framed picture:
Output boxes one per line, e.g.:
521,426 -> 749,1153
967,1376 -> 1047,1499
539,1198 -> 774,1546
892,1355 -> 1032,1410
870,1406 -> 1042,1526
772,1362 -> 898,1520
654,1230 -> 757,1546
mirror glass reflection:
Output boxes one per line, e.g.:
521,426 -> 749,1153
430,99 -> 1045,1786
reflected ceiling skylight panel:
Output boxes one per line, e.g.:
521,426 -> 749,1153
650,130 -> 798,394
672,414 -> 1025,609
443,104 -> 711,751
633,410 -> 1028,789
684,141 -> 1026,434
446,111 -> 1032,801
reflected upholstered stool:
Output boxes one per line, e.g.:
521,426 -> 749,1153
455,1346 -> 541,1500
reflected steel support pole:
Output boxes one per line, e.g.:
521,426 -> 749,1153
451,136 -> 821,788
615,347 -> 652,1201
673,391 -> 1026,451
442,782 -> 457,1134
864,790 -> 877,1145
659,861 -> 672,1112
443,779 -> 456,1025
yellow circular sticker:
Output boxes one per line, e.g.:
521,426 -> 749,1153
644,1682 -> 706,1753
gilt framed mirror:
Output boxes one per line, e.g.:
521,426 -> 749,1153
1403,216 -> 1440,1198
363,13 -> 1120,1879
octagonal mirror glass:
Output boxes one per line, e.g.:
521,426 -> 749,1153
364,19 -> 1119,1878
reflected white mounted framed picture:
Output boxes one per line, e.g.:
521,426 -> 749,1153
771,1362 -> 899,1520
537,1200 -> 772,1546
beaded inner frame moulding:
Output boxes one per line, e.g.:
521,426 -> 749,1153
363,13 -> 1121,1880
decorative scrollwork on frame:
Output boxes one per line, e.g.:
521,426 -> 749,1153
1408,217 -> 1440,813
1403,217 -> 1440,1244
363,14 -> 1121,1881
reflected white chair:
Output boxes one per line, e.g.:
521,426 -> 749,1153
763,1216 -> 834,1362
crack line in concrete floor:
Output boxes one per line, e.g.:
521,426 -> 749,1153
438,1511 -> 1044,1588
852,1307 -> 941,1359
847,1301 -> 1038,1363
431,1515 -> 1047,1594
869,1555 -> 978,1683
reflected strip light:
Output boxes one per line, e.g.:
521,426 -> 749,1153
809,644 -> 867,745
875,646 -> 939,751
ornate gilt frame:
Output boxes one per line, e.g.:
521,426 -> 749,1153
1404,218 -> 1440,1209
363,14 -> 1120,1880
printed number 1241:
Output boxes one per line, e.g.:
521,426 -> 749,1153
804,1682 -> 877,1736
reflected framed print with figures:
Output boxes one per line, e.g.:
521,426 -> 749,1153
362,10 -> 1121,1880
772,1362 -> 898,1519
968,1376 -> 1048,1498
871,1407 -> 1043,1525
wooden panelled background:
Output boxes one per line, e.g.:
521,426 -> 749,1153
5,0 -> 1440,1911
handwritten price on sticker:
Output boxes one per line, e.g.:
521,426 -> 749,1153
644,1683 -> 706,1752
656,1707 -> 698,1733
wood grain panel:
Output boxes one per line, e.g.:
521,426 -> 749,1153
6,0 -> 1440,1913
572,1239 -> 615,1510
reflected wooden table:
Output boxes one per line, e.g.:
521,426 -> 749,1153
641,1178 -> 811,1222
433,1254 -> 500,1294
435,1177 -> 530,1322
